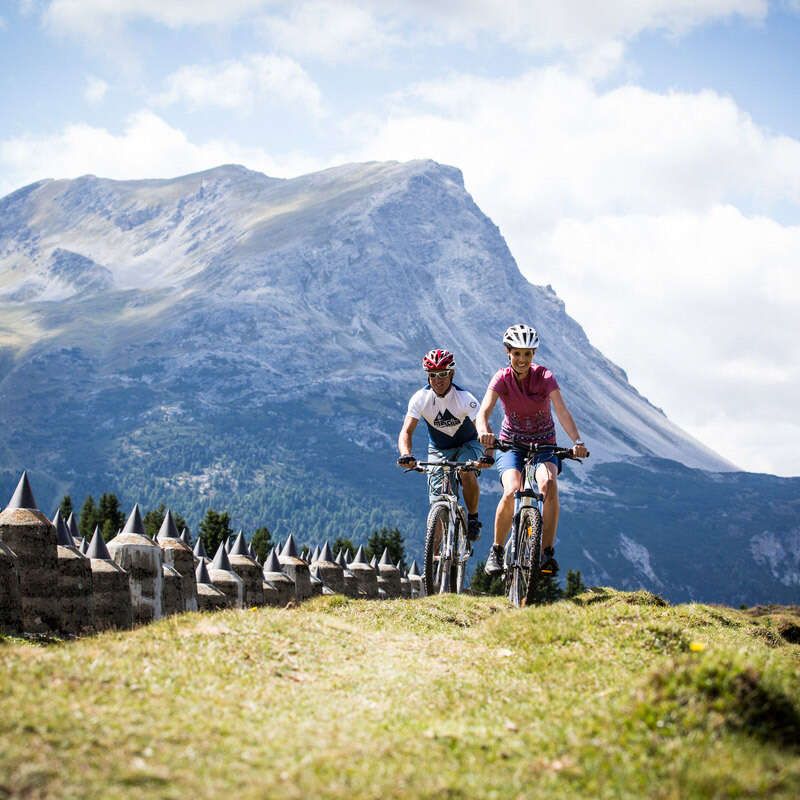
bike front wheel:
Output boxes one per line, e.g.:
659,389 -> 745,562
453,511 -> 469,594
507,506 -> 543,608
424,503 -> 450,595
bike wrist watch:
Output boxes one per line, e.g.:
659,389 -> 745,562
574,439 -> 584,446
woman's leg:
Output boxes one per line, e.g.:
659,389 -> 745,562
494,468 -> 523,546
535,461 -> 560,549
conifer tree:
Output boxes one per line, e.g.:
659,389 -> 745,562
365,527 -> 406,569
199,509 -> 232,555
333,537 -> 355,557
565,569 -> 587,598
250,527 -> 273,562
79,495 -> 95,538
97,493 -> 125,539
470,561 -> 504,595
59,495 -> 73,520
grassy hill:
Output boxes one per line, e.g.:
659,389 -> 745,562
1,591 -> 799,799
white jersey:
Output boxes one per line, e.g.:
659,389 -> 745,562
406,383 -> 480,450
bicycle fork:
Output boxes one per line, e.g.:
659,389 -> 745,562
439,503 -> 457,593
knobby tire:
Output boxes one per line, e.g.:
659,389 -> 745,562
453,511 -> 468,594
424,503 -> 449,595
521,506 -> 543,607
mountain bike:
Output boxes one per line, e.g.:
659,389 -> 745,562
492,438 -> 589,607
405,459 -> 484,595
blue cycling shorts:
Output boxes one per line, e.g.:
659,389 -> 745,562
426,439 -> 484,501
495,447 -> 562,480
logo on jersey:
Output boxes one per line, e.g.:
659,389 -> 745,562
433,409 -> 461,428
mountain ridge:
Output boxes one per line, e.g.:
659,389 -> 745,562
3,159 -> 797,605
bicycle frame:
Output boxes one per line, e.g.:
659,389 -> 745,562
493,439 -> 588,606
409,459 -> 477,595
505,460 -> 545,565
428,464 -> 468,593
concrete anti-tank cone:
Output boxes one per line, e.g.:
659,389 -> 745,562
309,563 -> 324,596
407,559 -> 423,597
347,545 -> 378,599
0,472 -> 60,633
52,509 -> 93,634
227,531 -> 264,607
314,541 -> 344,595
397,559 -> 412,598
0,536 -> 22,634
375,547 -> 401,599
261,549 -> 294,606
335,549 -> 359,598
161,563 -> 184,616
66,513 -> 80,547
156,509 -> 197,612
279,534 -> 311,601
84,521 -> 134,632
195,558 -> 229,611
208,541 -> 244,607
193,536 -> 208,562
8,471 -> 38,510
106,504 -> 163,625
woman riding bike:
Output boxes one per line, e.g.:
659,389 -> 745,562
476,324 -> 588,577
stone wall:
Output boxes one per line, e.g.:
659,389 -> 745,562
0,472 -> 426,640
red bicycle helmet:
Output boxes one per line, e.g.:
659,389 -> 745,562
422,348 -> 455,371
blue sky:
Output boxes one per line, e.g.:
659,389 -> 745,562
1,1 -> 799,475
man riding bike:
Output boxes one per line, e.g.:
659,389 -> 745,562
397,348 -> 490,541
476,324 -> 588,577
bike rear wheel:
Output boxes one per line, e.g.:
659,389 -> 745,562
507,507 -> 543,607
424,503 -> 450,595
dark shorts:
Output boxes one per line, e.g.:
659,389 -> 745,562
495,447 -> 562,480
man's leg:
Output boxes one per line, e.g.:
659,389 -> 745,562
460,471 -> 479,515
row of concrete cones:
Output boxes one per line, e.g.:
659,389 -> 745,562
0,472 -> 425,637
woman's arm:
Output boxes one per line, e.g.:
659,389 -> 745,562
550,390 -> 588,456
476,388 -> 500,446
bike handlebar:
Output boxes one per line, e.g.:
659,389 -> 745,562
403,459 -> 488,474
487,437 -> 590,460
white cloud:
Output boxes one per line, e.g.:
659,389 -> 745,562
0,17 -> 7,31
0,110 -> 317,196
393,0 -> 767,51
155,54 -> 323,116
83,75 -> 108,105
532,208 -> 800,474
342,67 -> 800,475
258,1 -> 397,63
43,0 -> 269,35
41,0 -> 767,55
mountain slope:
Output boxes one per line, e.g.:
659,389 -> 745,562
1,160 -> 796,605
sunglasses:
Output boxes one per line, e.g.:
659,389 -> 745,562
427,370 -> 453,379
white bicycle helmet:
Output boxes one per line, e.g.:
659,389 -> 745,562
503,323 -> 539,349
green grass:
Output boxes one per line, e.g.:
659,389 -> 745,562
1,590 -> 799,799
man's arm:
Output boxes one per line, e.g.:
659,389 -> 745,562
550,390 -> 588,457
398,415 -> 418,458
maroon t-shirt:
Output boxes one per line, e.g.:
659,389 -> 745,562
488,365 -> 559,444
